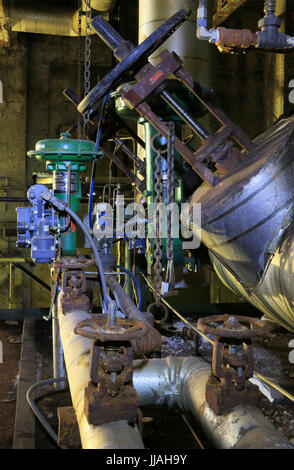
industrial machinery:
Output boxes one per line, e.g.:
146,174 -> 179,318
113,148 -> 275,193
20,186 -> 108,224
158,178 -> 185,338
11,1 -> 294,450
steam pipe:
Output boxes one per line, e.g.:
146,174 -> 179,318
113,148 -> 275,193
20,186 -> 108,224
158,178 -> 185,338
57,299 -> 293,449
133,357 -> 294,449
57,303 -> 145,449
4,0 -> 116,37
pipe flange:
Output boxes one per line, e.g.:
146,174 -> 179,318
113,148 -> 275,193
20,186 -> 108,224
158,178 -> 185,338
197,314 -> 271,339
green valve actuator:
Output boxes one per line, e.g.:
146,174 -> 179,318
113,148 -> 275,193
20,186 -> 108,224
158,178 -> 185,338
28,132 -> 102,256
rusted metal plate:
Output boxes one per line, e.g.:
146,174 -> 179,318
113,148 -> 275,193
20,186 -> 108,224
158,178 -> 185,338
122,50 -> 182,109
57,407 -> 81,449
84,341 -> 139,426
84,381 -> 139,426
205,375 -> 261,415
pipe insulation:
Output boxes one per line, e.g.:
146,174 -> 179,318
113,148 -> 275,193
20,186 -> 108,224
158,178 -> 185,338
57,302 -> 145,449
57,302 -> 293,449
139,0 -> 213,85
4,0 -> 116,37
132,357 -> 294,449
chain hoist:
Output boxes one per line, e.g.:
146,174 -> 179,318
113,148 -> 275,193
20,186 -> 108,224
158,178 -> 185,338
165,121 -> 176,292
77,0 -> 82,139
147,133 -> 170,324
152,133 -> 163,305
84,0 -> 92,134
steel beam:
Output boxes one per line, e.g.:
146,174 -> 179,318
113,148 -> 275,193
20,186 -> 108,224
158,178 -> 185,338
213,0 -> 248,27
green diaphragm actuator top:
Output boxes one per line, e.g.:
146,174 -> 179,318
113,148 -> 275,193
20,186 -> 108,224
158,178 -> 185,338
27,132 -> 102,171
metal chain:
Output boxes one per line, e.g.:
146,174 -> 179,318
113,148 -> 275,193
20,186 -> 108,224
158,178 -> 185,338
166,122 -> 175,264
152,135 -> 163,304
84,0 -> 92,133
77,0 -> 82,139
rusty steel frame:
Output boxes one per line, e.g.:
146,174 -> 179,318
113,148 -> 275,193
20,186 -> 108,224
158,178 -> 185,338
120,49 -> 254,187
213,0 -> 249,27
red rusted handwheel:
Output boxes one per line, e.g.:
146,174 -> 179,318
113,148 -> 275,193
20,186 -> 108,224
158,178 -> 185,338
197,314 -> 271,339
74,315 -> 149,342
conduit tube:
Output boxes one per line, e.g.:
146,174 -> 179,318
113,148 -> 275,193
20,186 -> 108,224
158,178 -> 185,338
132,357 -> 293,449
57,303 -> 144,449
106,273 -> 151,326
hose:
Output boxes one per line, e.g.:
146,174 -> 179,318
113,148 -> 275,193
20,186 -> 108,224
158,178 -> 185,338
26,377 -> 68,448
88,92 -> 110,230
114,264 -> 142,310
41,189 -> 112,309
62,205 -> 111,308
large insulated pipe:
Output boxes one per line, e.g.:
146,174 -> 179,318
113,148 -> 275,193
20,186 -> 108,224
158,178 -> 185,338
211,227 -> 294,332
4,0 -> 116,37
139,0 -> 213,85
91,0 -> 117,12
181,116 -> 294,332
57,303 -> 145,449
133,357 -> 293,449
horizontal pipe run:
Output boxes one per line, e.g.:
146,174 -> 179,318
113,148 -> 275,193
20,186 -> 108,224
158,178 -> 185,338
132,357 -> 294,449
4,0 -> 115,37
57,300 -> 293,449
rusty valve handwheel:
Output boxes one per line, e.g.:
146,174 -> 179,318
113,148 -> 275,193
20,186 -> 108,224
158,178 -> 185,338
197,314 -> 271,339
77,9 -> 190,115
74,315 -> 149,342
53,256 -> 95,271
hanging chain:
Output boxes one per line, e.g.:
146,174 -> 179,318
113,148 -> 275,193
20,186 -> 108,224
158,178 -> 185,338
84,0 -> 92,134
77,0 -> 82,139
166,122 -> 175,266
152,135 -> 163,305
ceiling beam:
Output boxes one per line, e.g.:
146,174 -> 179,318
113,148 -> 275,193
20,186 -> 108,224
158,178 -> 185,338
213,0 -> 249,27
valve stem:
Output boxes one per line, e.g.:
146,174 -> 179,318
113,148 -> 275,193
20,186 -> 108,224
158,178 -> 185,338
264,0 -> 276,16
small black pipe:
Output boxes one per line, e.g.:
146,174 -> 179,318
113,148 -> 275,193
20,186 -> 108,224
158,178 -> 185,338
0,197 -> 28,202
13,263 -> 51,291
160,89 -> 209,140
